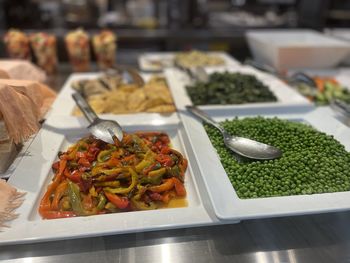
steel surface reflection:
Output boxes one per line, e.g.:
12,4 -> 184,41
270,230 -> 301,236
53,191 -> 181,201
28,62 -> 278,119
161,243 -> 171,263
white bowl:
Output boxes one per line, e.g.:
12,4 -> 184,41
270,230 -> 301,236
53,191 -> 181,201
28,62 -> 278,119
246,29 -> 350,71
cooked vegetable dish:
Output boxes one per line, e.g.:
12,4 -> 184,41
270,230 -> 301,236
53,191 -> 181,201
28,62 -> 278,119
72,75 -> 176,114
39,132 -> 188,219
297,76 -> 350,105
205,117 -> 350,199
174,50 -> 225,69
186,72 -> 277,105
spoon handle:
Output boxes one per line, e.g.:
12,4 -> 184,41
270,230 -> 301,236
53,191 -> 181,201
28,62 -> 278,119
72,92 -> 99,124
186,105 -> 224,133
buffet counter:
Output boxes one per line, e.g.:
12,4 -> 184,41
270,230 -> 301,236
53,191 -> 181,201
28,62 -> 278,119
1,68 -> 350,263
2,210 -> 350,262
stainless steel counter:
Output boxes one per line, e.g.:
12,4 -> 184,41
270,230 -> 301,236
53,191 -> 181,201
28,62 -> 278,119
2,211 -> 350,262
2,66 -> 350,263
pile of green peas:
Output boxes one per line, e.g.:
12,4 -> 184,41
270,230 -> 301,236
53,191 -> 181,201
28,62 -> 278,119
204,117 -> 350,199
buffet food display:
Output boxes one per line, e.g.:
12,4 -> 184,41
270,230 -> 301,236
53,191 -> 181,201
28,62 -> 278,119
39,132 -> 187,219
3,29 -> 31,60
92,30 -> 117,70
1,45 -> 350,245
72,75 -> 176,114
65,29 -> 91,72
205,117 -> 350,198
2,28 -> 119,73
29,33 -> 58,74
186,71 -> 277,105
296,76 -> 350,105
138,50 -> 240,71
174,50 -> 225,69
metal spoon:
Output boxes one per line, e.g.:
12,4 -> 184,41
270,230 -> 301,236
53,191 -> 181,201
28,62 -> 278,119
72,92 -> 123,144
186,105 -> 282,160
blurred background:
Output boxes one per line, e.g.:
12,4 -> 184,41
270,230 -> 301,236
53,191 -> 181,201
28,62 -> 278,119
0,0 -> 349,63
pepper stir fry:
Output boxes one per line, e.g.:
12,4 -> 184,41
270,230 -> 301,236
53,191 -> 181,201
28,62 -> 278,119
39,132 -> 188,219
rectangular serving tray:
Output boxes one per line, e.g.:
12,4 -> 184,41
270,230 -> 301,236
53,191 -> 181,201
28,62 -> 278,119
48,72 -> 178,119
1,114 -> 234,246
165,66 -> 313,111
138,51 -> 241,72
180,105 -> 350,220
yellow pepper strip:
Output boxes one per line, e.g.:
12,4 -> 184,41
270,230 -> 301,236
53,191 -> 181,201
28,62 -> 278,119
99,168 -> 125,176
144,150 -> 157,160
133,185 -> 147,201
66,146 -> 77,161
92,167 -> 123,176
135,159 -> 152,173
89,186 -> 98,197
97,148 -> 115,163
95,181 -> 120,187
104,168 -> 138,194
135,150 -> 156,172
148,179 -> 174,193
148,167 -> 166,177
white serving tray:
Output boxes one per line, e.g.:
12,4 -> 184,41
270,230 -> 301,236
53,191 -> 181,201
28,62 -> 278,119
165,66 -> 313,111
138,51 -> 241,72
48,72 -> 177,119
0,135 -> 36,180
180,105 -> 350,221
1,114 -> 235,246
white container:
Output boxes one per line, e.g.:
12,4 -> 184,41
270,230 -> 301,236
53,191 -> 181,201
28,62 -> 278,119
246,29 -> 350,71
324,28 -> 350,65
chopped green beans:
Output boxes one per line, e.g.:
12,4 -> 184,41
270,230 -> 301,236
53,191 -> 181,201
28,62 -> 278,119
186,72 -> 277,105
204,117 -> 350,199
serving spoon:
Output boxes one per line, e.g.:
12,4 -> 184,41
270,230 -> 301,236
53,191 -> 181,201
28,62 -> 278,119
72,92 -> 123,144
186,105 -> 282,160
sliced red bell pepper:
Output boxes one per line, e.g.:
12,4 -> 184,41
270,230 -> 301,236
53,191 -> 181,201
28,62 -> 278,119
173,177 -> 186,197
78,157 -> 90,167
156,154 -> 174,167
39,159 -> 67,215
52,161 -> 60,171
149,179 -> 174,193
40,210 -> 76,219
105,192 -> 129,209
160,146 -> 171,154
149,192 -> 163,201
64,169 -> 82,183
76,151 -> 86,158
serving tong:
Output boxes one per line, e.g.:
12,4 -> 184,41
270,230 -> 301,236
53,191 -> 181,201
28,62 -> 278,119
104,65 -> 145,87
73,66 -> 144,98
174,61 -> 210,83
244,59 -> 317,88
72,92 -> 123,144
